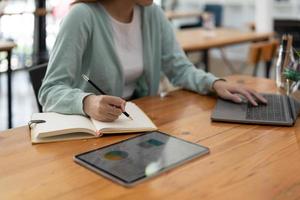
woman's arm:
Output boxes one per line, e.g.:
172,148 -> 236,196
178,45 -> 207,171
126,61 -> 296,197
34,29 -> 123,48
158,7 -> 218,94
38,4 -> 93,115
157,6 -> 266,104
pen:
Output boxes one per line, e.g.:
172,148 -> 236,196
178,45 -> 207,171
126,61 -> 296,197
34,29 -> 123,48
81,74 -> 133,120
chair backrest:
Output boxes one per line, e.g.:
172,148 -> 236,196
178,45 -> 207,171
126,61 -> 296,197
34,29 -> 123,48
274,19 -> 300,50
247,40 -> 279,77
204,4 -> 223,27
28,63 -> 47,112
248,40 -> 279,65
179,4 -> 223,29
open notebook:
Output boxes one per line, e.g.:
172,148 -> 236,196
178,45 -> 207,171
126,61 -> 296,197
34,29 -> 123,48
30,102 -> 157,144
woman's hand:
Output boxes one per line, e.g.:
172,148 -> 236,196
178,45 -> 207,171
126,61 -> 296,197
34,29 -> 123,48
83,95 -> 125,122
212,80 -> 267,106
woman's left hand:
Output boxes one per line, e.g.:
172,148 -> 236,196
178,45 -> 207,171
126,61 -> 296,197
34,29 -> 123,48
212,80 -> 267,106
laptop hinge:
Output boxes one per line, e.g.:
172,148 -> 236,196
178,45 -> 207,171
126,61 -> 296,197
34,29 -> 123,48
287,96 -> 297,122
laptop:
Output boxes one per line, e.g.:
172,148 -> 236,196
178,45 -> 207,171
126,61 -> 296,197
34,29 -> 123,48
211,93 -> 300,126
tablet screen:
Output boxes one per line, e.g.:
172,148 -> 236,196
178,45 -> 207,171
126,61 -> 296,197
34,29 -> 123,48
74,131 -> 209,186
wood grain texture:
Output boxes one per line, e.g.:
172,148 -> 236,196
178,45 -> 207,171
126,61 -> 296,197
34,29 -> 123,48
1,75 -> 300,200
176,28 -> 273,52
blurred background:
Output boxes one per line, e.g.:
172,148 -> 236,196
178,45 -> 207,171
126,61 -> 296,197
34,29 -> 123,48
1,0 -> 300,130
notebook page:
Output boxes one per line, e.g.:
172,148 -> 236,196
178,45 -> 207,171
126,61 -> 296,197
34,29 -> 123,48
31,112 -> 96,138
91,102 -> 157,133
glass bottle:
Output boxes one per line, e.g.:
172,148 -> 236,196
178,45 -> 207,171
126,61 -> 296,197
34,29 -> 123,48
275,35 -> 295,90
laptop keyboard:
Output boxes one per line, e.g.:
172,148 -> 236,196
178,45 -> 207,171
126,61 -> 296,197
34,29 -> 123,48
246,94 -> 287,121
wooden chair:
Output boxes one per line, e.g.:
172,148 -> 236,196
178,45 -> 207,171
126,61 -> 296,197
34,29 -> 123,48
28,63 -> 47,112
274,19 -> 300,51
247,40 -> 279,78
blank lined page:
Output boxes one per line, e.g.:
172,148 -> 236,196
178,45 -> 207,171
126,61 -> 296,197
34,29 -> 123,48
31,112 -> 95,138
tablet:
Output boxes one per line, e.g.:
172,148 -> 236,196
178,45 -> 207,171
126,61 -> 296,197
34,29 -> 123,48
74,131 -> 209,187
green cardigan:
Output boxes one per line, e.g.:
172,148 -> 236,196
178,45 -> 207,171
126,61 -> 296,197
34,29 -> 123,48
38,3 -> 219,115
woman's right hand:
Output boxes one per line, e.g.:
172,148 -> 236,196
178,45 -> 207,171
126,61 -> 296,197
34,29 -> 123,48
83,95 -> 126,122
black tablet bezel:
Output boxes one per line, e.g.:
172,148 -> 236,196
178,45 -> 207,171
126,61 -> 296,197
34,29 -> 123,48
73,131 -> 209,187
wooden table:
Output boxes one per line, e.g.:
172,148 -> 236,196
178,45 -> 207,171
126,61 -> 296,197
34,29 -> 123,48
1,75 -> 300,200
165,10 -> 205,20
0,41 -> 17,129
176,28 -> 273,72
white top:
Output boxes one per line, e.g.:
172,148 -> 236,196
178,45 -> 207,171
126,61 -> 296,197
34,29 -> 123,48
106,6 -> 144,99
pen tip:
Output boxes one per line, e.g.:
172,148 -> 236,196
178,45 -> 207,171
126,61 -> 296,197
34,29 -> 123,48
81,74 -> 89,81
129,116 -> 133,120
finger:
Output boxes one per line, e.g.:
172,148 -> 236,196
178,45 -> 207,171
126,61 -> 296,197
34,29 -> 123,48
101,105 -> 121,119
236,89 -> 258,106
120,101 -> 126,112
103,96 -> 125,108
92,112 -> 111,122
248,90 -> 268,104
95,104 -> 119,121
105,113 -> 119,121
106,105 -> 122,116
99,113 -> 119,122
221,90 -> 243,103
98,117 -> 113,122
95,130 -> 105,136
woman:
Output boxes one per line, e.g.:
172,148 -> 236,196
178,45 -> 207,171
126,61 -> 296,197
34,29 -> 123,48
39,0 -> 266,122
